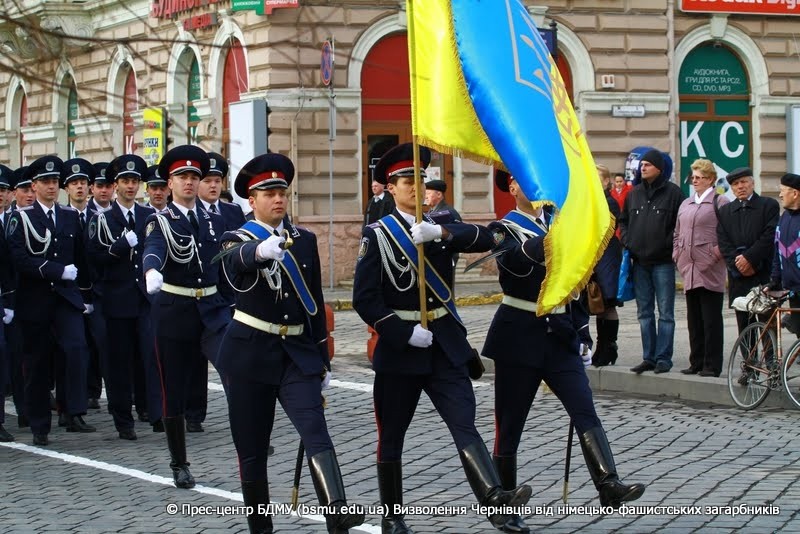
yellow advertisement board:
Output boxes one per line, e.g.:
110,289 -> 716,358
142,107 -> 166,166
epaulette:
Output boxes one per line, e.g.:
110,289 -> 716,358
18,205 -> 33,211
367,222 -> 380,229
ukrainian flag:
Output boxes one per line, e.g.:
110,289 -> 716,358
408,0 -> 613,315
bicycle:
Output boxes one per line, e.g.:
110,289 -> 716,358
727,286 -> 800,410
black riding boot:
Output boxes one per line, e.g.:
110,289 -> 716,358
592,318 -> 607,367
605,319 -> 619,365
579,427 -> 645,509
459,441 -> 532,514
163,416 -> 195,489
308,450 -> 365,533
378,461 -> 413,534
491,455 -> 530,533
241,480 -> 273,533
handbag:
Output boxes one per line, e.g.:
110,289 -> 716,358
617,248 -> 635,302
586,280 -> 605,315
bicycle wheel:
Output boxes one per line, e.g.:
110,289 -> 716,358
727,322 -> 775,409
782,340 -> 800,410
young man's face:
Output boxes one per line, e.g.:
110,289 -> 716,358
168,171 -> 200,205
116,177 -> 140,204
32,177 -> 59,204
91,182 -> 115,204
147,184 -> 168,208
248,188 -> 287,227
15,185 -> 35,207
387,176 -> 421,212
199,174 -> 222,203
66,178 -> 89,204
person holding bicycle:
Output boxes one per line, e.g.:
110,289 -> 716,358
770,172 -> 800,335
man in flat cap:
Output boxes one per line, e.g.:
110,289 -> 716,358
771,173 -> 800,334
716,167 -> 779,338
425,179 -> 462,221
143,145 -> 229,488
618,149 -> 685,375
216,153 -> 365,534
7,155 -> 96,444
353,143 -> 532,533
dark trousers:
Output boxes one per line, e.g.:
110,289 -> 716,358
493,358 -> 601,457
106,313 -> 160,430
184,355 -> 208,425
226,355 -> 333,481
4,321 -> 24,419
373,346 -> 482,462
0,322 -> 6,425
21,300 -> 89,435
84,302 -> 108,400
686,287 -> 724,375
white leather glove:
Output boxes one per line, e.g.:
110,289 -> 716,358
2,308 -> 13,324
145,269 -> 164,294
408,324 -> 433,348
125,230 -> 138,247
255,235 -> 286,262
83,303 -> 94,315
61,264 -> 78,281
410,221 -> 443,245
580,343 -> 592,368
321,369 -> 332,390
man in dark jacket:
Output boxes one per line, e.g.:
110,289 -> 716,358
771,173 -> 800,334
363,178 -> 395,226
716,167 -> 779,336
618,149 -> 685,374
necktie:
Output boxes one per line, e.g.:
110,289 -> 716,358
79,212 -> 85,229
127,211 -> 135,231
209,204 -> 218,213
47,209 -> 55,231
188,210 -> 199,234
740,199 -> 748,209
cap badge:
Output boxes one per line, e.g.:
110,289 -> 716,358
46,162 -> 54,172
72,164 -> 80,173
127,161 -> 135,171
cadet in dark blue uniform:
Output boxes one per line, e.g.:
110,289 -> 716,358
483,171 -> 645,531
142,145 -> 229,488
145,165 -> 169,211
352,143 -> 532,533
6,155 -> 96,445
217,154 -> 364,534
0,164 -> 15,441
87,154 -> 163,440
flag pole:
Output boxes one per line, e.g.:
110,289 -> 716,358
412,138 -> 428,329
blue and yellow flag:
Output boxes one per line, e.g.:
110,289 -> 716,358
407,0 -> 613,315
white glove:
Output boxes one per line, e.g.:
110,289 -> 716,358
2,308 -> 13,324
410,221 -> 443,245
321,369 -> 332,390
255,235 -> 286,262
83,303 -> 94,315
408,324 -> 433,348
125,230 -> 138,247
145,269 -> 164,294
580,343 -> 592,368
61,264 -> 78,281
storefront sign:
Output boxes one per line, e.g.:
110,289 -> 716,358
142,107 -> 166,166
263,0 -> 299,15
183,12 -> 218,30
681,0 -> 800,17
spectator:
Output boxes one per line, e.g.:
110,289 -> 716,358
592,164 -> 622,366
619,149 -> 685,375
716,167 -> 779,337
771,173 -> 800,334
610,172 -> 632,212
363,179 -> 395,226
673,159 -> 729,377
425,179 -> 462,221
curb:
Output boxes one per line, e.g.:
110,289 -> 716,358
327,293 -> 502,311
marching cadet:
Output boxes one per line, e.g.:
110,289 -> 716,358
86,154 -> 163,439
62,158 -> 106,413
217,153 -> 364,534
0,165 -> 15,441
142,145 -> 229,488
352,143 -> 532,533
7,155 -> 96,445
12,166 -> 35,210
145,165 -> 169,211
89,162 -> 113,212
483,171 -> 645,531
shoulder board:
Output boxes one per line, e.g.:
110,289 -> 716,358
18,205 -> 33,211
367,222 -> 380,229
61,205 -> 77,212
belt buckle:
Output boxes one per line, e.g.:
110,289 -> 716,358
426,310 -> 435,322
278,324 -> 289,336
194,288 -> 204,299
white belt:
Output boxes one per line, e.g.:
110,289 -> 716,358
502,295 -> 566,315
161,283 -> 218,299
393,307 -> 449,322
233,310 -> 304,336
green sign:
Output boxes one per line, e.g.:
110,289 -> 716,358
679,45 -> 748,96
232,0 -> 261,11
188,56 -> 201,143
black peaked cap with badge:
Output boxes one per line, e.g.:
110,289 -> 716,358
12,166 -> 30,189
0,164 -> 12,189
372,143 -> 431,185
93,162 -> 110,184
107,154 -> 147,182
207,152 -> 229,178
29,155 -> 63,181
61,158 -> 96,188
158,145 -> 210,180
146,165 -> 166,186
725,167 -> 753,185
234,153 -> 295,199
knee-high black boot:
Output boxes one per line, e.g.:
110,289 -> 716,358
604,319 -> 619,365
592,318 -> 607,367
378,461 -> 413,534
491,455 -> 530,533
459,441 -> 532,514
308,450 -> 365,534
241,480 -> 273,533
579,427 -> 645,509
163,416 -> 194,489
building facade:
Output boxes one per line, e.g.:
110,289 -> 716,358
1,0 -> 798,284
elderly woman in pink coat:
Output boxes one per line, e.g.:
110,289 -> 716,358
673,159 -> 729,377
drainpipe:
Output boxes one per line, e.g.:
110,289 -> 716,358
667,0 -> 677,179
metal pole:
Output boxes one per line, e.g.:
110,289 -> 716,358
328,91 -> 335,289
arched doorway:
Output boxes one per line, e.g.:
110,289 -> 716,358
222,38 -> 248,162
360,33 -> 453,213
679,44 -> 750,197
